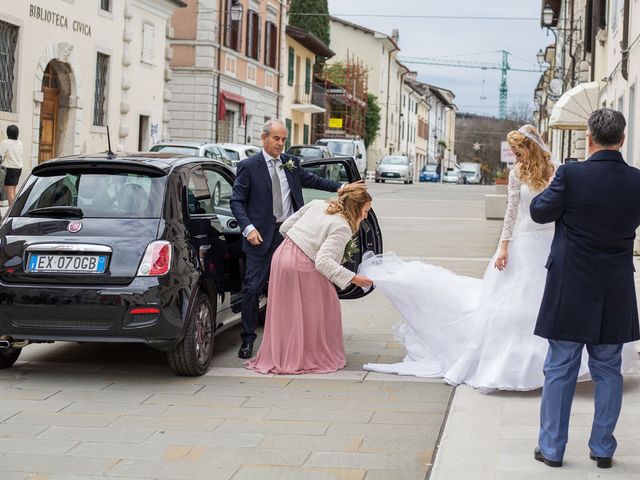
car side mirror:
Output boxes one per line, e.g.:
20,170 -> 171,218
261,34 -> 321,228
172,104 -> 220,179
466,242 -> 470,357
357,153 -> 363,159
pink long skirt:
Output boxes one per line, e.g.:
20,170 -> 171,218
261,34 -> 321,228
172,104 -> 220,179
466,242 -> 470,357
246,238 -> 346,374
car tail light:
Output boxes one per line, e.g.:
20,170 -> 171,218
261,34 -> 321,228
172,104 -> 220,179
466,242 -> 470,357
137,241 -> 172,276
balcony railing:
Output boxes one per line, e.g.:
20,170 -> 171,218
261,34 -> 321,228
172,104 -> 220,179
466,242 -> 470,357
293,83 -> 325,108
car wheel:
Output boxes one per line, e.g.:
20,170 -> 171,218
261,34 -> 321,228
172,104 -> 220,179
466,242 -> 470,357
213,182 -> 221,207
381,179 -> 385,183
167,292 -> 215,376
375,179 -> 380,183
0,347 -> 21,369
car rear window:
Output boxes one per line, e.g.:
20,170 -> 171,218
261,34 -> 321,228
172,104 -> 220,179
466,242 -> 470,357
15,171 -> 166,218
224,149 -> 240,161
318,141 -> 355,156
150,145 -> 199,155
381,156 -> 409,165
289,147 -> 322,158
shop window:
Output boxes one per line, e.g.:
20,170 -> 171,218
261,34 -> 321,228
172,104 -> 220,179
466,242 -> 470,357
93,52 -> 110,126
0,20 -> 18,113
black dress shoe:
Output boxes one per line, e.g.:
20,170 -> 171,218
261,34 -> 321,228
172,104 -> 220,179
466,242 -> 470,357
238,341 -> 254,359
590,452 -> 613,468
534,447 -> 563,467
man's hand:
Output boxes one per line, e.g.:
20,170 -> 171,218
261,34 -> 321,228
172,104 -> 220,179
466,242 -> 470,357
247,229 -> 263,246
338,180 -> 368,193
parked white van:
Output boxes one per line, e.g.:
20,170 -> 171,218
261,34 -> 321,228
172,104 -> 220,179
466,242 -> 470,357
315,139 -> 367,177
458,162 -> 482,184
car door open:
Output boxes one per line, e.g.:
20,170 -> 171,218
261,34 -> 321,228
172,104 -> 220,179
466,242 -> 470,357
300,157 -> 383,300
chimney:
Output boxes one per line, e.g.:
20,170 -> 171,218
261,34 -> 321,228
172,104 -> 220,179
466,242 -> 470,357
391,29 -> 399,44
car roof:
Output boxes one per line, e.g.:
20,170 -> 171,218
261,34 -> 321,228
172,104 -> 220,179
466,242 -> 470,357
289,144 -> 323,149
31,152 -> 233,175
222,143 -> 258,149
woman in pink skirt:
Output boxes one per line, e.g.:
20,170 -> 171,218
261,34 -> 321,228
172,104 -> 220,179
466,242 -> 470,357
246,184 -> 374,374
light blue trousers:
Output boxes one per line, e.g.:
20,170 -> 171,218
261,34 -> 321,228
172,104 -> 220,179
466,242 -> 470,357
538,340 -> 623,462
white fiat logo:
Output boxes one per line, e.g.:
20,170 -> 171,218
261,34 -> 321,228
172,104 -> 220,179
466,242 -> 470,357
67,221 -> 82,233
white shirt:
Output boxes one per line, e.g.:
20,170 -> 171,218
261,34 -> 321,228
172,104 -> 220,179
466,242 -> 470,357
242,149 -> 294,237
0,139 -> 23,169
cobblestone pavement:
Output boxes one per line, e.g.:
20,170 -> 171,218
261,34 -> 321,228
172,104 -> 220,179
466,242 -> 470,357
0,183 -> 503,479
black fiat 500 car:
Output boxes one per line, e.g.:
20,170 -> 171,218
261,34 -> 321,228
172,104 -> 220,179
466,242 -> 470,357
0,153 -> 382,375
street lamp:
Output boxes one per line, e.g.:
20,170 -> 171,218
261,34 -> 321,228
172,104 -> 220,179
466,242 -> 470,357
536,49 -> 546,65
230,2 -> 243,22
542,4 -> 555,27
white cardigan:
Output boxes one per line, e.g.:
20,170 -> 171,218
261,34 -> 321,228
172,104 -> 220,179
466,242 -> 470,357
280,199 -> 355,289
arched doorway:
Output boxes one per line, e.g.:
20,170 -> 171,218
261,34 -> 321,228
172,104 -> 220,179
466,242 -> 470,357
37,60 -> 78,164
38,63 -> 60,163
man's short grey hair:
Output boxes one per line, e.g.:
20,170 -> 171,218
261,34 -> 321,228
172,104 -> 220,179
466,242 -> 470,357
262,119 -> 288,136
587,108 -> 626,147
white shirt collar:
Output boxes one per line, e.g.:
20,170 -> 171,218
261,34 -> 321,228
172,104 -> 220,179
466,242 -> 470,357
262,149 -> 280,164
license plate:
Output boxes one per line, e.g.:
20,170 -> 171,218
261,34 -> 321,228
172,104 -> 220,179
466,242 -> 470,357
382,172 -> 398,178
27,254 -> 108,273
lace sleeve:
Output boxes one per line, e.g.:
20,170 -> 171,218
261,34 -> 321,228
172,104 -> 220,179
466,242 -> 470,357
500,169 -> 521,241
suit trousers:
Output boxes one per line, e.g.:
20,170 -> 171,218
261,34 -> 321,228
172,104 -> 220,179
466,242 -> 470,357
538,339 -> 623,461
240,229 -> 284,343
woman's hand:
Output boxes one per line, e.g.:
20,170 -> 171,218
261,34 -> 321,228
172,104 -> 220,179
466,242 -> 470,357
352,274 -> 374,288
494,247 -> 509,271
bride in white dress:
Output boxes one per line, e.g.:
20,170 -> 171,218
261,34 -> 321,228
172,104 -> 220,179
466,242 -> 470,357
362,125 -> 637,393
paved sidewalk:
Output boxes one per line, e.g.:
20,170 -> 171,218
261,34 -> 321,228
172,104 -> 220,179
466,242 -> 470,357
431,375 -> 640,479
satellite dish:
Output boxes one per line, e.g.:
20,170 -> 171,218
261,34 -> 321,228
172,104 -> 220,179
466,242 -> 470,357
549,78 -> 563,97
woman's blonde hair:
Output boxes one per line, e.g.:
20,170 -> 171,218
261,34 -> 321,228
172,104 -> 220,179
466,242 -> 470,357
506,125 -> 553,191
325,183 -> 372,232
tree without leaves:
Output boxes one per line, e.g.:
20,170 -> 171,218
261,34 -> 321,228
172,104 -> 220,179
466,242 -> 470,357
365,94 -> 381,148
289,0 -> 330,46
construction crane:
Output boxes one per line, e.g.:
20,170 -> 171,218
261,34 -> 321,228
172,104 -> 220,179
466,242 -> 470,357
399,51 -> 542,119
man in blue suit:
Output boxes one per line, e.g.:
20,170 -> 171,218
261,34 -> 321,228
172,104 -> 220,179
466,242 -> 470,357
230,119 -> 343,359
530,108 -> 640,469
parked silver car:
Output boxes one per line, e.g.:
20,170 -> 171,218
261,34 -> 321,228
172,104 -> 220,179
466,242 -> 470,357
149,141 -> 234,169
375,155 -> 413,184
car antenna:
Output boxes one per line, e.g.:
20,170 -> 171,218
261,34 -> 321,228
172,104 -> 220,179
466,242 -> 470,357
106,126 -> 116,158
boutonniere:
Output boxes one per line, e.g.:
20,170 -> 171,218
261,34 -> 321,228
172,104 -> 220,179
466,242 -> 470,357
279,159 -> 296,172
342,235 -> 360,264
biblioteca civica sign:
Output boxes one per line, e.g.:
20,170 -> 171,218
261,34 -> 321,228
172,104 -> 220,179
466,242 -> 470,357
29,4 -> 92,37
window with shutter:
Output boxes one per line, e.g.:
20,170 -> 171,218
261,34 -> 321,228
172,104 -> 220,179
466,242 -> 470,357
141,23 -> 154,65
246,11 -> 260,60
303,124 -> 309,144
305,58 -> 311,94
225,0 -> 241,51
265,22 -> 278,68
287,47 -> 294,86
285,119 -> 292,150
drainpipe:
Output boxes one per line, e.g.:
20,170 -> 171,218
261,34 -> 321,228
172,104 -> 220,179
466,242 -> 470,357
621,0 -> 630,80
276,0 -> 285,118
215,1 -> 225,142
397,69 -> 408,153
384,41 -> 399,154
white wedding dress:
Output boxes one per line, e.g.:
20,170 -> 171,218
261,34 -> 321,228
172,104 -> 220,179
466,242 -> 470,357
361,170 -> 638,393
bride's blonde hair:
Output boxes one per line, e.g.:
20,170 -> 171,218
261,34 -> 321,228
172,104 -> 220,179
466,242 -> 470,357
507,125 -> 553,191
326,184 -> 372,233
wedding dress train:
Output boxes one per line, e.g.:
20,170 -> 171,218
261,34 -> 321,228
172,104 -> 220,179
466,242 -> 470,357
361,171 -> 638,392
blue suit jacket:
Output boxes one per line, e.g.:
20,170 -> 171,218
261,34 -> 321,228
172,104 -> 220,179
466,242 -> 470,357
530,150 -> 640,344
230,151 -> 341,256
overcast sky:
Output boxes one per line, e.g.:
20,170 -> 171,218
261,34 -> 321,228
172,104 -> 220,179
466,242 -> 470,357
326,0 -> 551,118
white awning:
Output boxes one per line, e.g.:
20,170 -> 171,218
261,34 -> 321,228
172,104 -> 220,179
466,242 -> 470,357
549,81 -> 601,129
291,104 -> 325,114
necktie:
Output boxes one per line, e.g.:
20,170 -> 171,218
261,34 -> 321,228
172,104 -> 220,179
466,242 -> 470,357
271,158 -> 284,221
